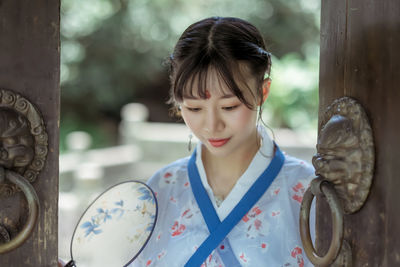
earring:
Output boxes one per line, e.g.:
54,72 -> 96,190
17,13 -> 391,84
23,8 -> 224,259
188,133 -> 193,152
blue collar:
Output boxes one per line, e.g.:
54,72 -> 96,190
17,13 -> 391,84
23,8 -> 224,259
186,143 -> 285,266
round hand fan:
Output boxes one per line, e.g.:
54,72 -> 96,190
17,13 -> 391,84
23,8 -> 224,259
65,181 -> 157,267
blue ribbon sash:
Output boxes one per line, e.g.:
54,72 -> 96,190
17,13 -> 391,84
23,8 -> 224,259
185,144 -> 285,266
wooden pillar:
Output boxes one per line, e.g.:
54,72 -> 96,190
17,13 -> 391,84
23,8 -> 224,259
317,0 -> 400,265
0,1 -> 60,266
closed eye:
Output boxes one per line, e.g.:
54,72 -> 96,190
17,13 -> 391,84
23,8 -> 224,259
186,107 -> 201,112
222,105 -> 239,111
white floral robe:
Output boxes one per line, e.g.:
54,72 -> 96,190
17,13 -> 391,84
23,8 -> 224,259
131,128 -> 315,267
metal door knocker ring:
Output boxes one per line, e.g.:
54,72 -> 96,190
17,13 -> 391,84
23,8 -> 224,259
300,97 -> 374,266
0,89 -> 48,253
300,176 -> 344,266
0,168 -> 39,253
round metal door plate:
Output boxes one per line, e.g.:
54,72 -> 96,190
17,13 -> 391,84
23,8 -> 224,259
0,88 -> 48,196
312,97 -> 375,214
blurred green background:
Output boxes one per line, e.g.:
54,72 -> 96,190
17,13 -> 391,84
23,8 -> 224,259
60,0 -> 320,152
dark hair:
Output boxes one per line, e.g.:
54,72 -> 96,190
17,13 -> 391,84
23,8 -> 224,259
166,16 -> 271,114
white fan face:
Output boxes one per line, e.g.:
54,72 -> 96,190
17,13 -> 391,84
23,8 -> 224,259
70,181 -> 157,267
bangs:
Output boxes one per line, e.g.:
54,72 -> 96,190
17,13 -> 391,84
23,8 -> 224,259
172,57 -> 257,109
167,16 -> 271,116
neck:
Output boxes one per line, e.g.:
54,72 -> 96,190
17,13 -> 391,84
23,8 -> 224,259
201,131 -> 260,199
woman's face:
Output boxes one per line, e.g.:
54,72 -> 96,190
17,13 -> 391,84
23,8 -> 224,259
179,66 -> 267,158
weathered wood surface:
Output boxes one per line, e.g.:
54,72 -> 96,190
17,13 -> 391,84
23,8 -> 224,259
317,0 -> 400,266
0,0 -> 60,266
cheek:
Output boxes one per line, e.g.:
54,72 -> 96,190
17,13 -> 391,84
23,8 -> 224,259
231,109 -> 257,129
181,111 -> 200,132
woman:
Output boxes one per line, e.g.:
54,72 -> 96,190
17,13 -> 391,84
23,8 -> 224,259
132,17 -> 315,267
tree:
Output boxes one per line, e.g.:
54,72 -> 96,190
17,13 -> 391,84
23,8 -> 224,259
60,0 -> 320,148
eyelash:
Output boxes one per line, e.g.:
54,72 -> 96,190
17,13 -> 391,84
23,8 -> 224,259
186,105 -> 239,112
186,107 -> 201,112
222,105 -> 239,111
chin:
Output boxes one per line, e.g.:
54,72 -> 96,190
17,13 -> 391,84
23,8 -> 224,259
203,144 -> 233,157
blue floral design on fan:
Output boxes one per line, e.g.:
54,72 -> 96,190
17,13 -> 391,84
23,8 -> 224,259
79,186 -> 155,239
80,217 -> 102,237
137,186 -> 155,203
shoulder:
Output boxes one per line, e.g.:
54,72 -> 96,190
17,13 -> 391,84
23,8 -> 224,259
281,153 -> 315,180
278,153 -> 315,205
146,156 -> 190,194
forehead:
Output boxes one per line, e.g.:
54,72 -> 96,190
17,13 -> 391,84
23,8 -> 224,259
182,62 -> 258,98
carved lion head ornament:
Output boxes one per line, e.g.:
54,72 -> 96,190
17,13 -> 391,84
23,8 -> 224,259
312,97 -> 374,214
0,89 -> 48,197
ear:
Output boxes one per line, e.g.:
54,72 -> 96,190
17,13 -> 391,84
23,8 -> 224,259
259,78 -> 271,105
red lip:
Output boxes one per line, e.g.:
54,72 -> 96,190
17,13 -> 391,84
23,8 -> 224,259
208,138 -> 231,147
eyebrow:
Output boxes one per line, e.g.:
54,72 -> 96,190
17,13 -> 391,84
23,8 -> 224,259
182,93 -> 236,100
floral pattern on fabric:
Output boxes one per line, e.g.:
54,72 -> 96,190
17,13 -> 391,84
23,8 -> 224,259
282,246 -> 306,267
130,152 -> 315,267
291,176 -> 312,205
260,242 -> 269,253
158,166 -> 181,188
200,254 -> 224,267
170,200 -> 200,238
266,182 -> 281,198
238,252 -> 250,266
241,206 -> 270,239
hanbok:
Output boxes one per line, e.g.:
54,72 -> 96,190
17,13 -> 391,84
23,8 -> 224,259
131,127 -> 315,267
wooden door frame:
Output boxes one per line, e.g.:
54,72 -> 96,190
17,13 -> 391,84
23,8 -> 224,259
0,1 -> 60,266
317,0 -> 400,265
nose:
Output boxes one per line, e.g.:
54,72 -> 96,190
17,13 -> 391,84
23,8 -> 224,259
204,109 -> 224,134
